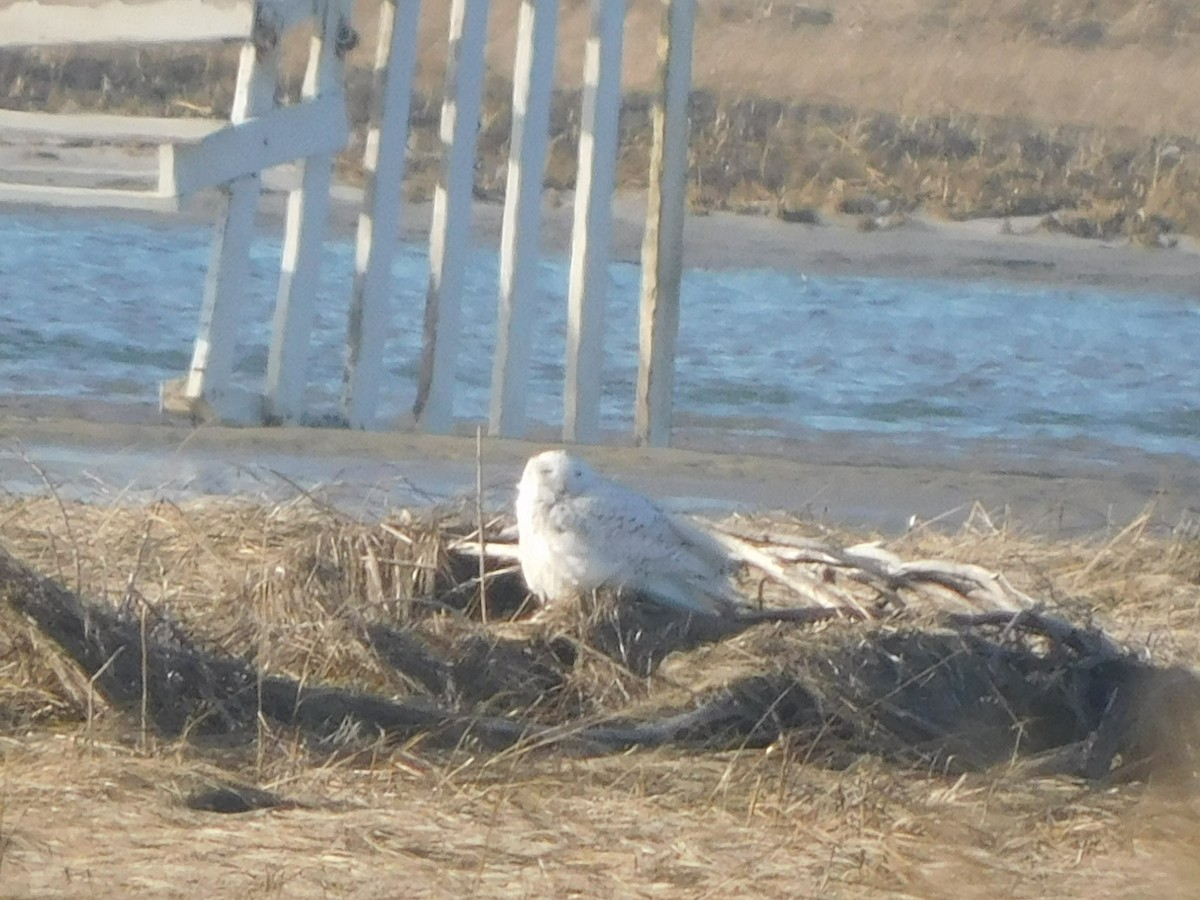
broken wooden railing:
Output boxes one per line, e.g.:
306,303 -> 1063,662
1,0 -> 356,425
3,0 -> 696,445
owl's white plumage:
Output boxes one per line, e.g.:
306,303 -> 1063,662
515,450 -> 744,616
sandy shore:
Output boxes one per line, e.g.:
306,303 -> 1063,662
2,411 -> 1197,537
2,139 -> 1198,534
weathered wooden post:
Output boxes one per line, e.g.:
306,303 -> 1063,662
413,0 -> 491,433
634,0 -> 694,447
563,0 -> 625,444
182,33 -> 281,423
488,0 -> 559,438
342,0 -> 422,429
265,0 -> 351,423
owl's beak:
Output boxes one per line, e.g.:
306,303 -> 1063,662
536,467 -> 562,503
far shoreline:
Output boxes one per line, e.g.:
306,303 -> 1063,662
2,138 -> 1198,297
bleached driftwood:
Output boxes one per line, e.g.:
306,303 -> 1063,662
452,514 -> 1041,624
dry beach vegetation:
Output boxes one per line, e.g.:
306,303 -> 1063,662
4,1 -> 1200,896
5,0 -> 1200,239
1,483 -> 1200,896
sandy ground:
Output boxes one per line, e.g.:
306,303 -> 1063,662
1,138 -> 1199,534
2,413 -> 1197,538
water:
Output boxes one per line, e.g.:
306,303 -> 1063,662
2,211 -> 1198,463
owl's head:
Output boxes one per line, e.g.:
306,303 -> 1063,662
521,449 -> 595,501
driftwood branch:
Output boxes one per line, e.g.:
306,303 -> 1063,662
457,517 -> 1042,622
946,609 -> 1122,659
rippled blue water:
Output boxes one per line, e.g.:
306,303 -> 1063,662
2,212 -> 1198,460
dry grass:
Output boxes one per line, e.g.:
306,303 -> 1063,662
2,488 -> 1200,895
400,0 -> 1200,137
5,0 -> 1200,237
6,732 -> 1200,898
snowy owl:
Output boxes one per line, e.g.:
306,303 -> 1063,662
515,450 -> 745,616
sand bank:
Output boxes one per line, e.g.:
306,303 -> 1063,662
0,408 -> 1196,537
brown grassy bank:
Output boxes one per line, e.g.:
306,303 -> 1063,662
2,489 -> 1200,895
3,0 -> 1200,240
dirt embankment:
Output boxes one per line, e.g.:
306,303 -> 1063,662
4,0 -> 1200,241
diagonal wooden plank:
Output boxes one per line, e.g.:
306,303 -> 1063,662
159,92 -> 350,198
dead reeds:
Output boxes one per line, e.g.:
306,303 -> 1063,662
3,492 -> 1199,765
7,0 -> 1200,239
2,489 -> 1200,895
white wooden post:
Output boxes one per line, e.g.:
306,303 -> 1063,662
342,0 -> 422,430
563,0 -> 625,444
412,0 -> 490,433
182,36 -> 280,422
634,0 -> 694,447
488,0 -> 559,438
265,0 -> 348,423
